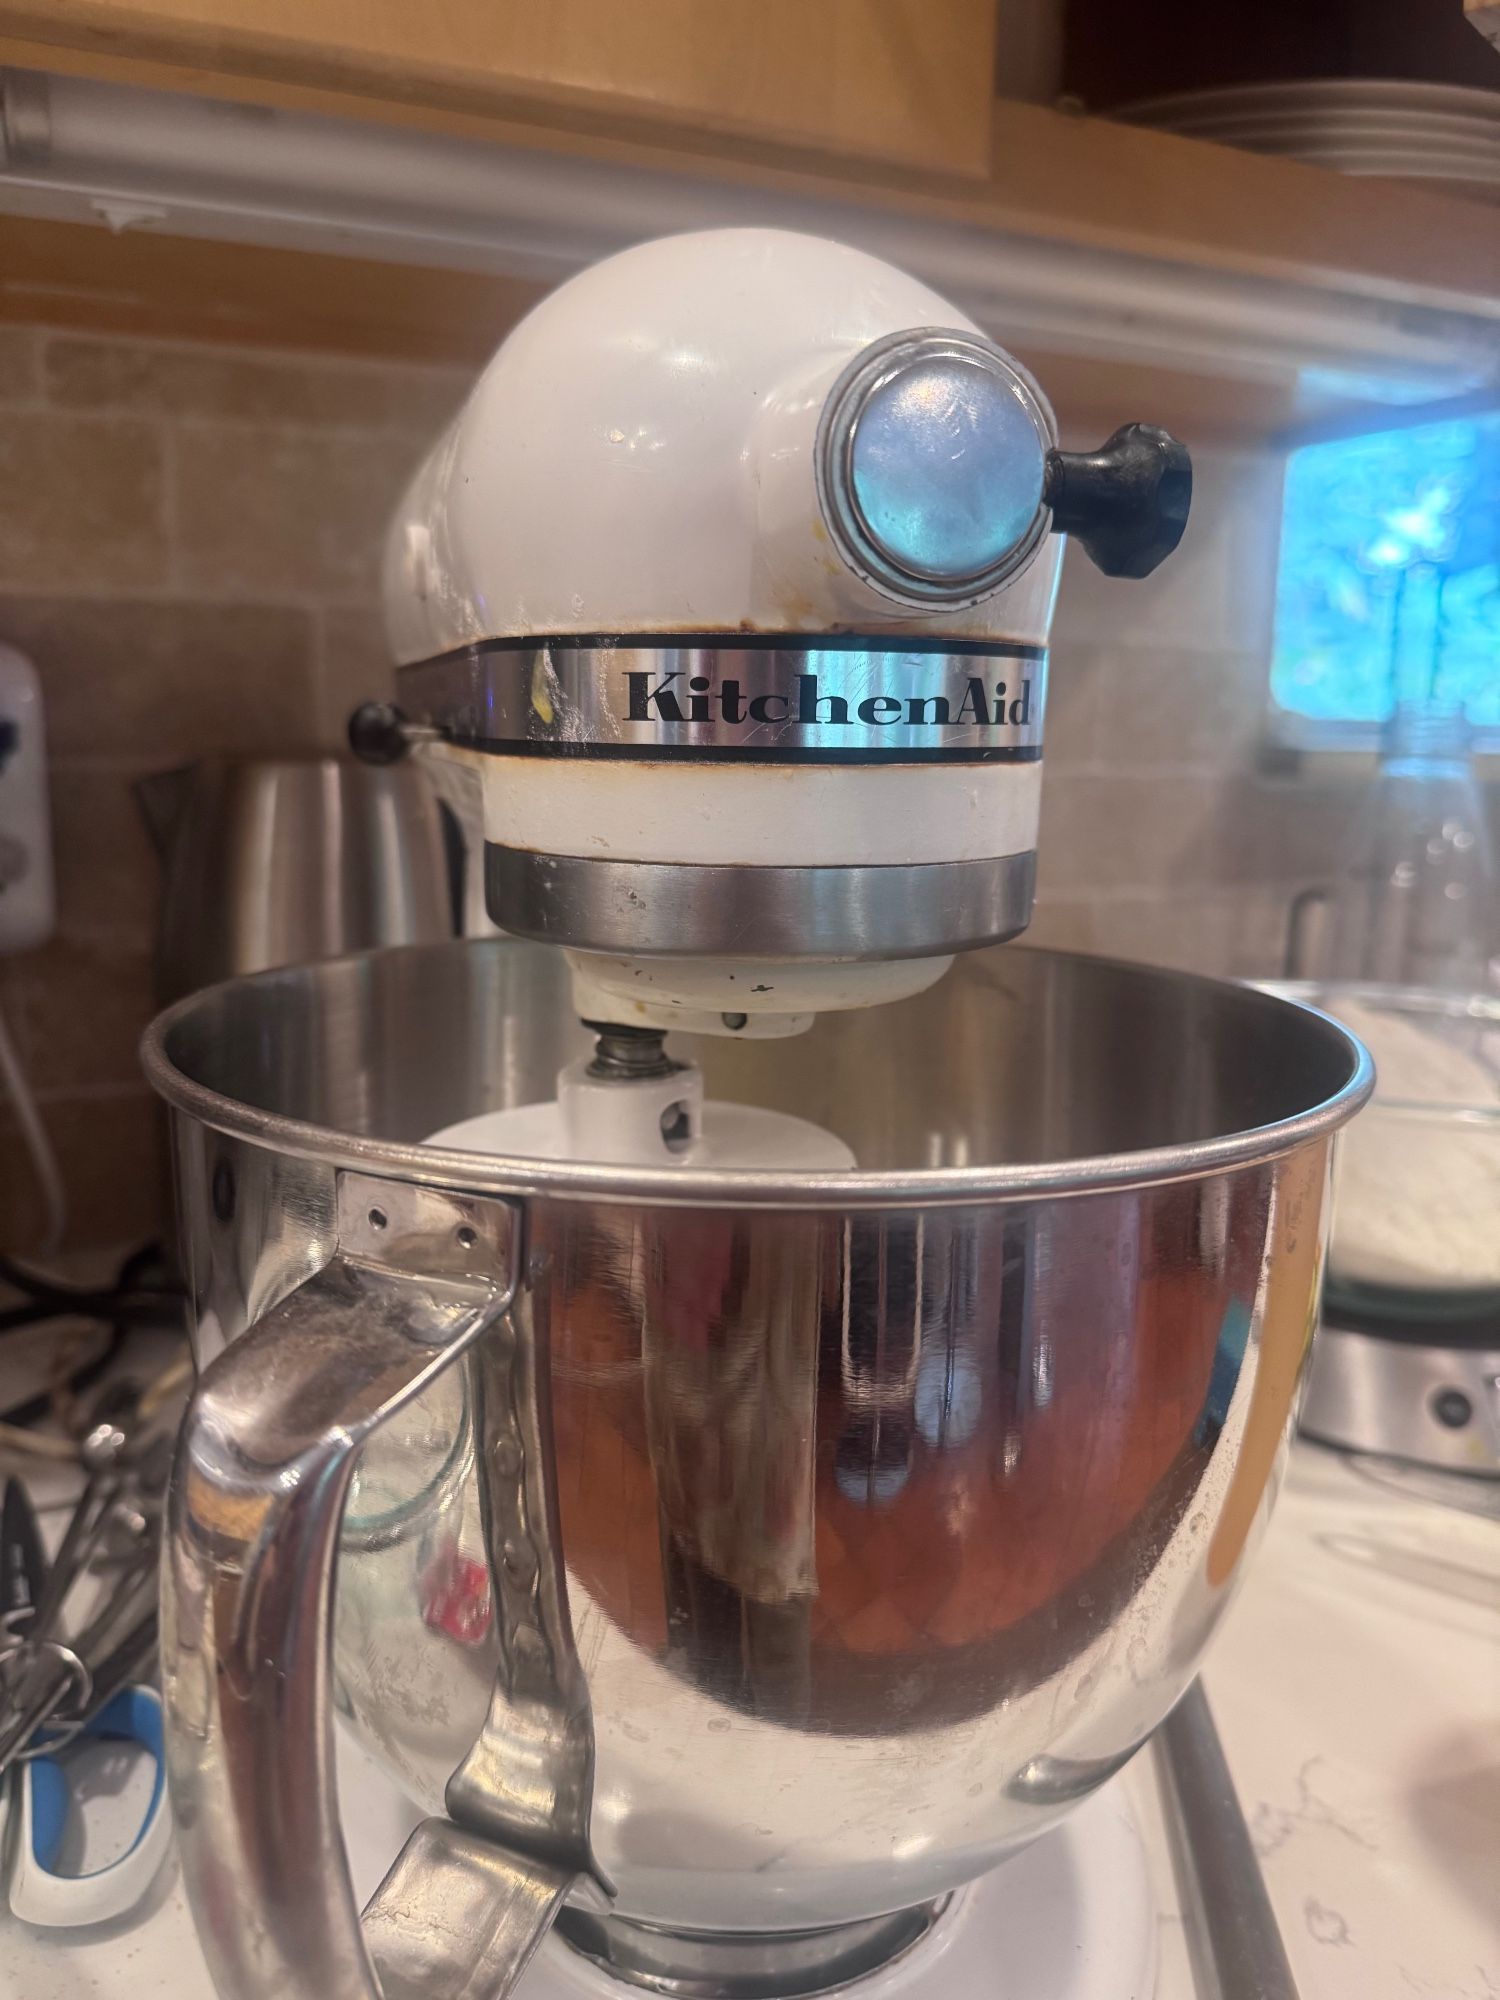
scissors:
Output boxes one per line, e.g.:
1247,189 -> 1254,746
0,1477 -> 171,1927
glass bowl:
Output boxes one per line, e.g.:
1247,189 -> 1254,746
1274,982 -> 1500,1323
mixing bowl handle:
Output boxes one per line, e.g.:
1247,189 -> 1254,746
162,1172 -> 598,2000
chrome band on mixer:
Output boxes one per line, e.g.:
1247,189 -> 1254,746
398,638 -> 1047,763
486,848 -> 1038,959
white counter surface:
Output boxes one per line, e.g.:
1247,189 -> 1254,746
1143,1446 -> 1499,2000
3,1442 -> 1496,1999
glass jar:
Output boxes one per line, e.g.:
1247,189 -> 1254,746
1290,702 -> 1497,992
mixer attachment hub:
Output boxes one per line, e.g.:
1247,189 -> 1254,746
581,1022 -> 683,1084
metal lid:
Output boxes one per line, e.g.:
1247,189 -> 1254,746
816,329 -> 1055,609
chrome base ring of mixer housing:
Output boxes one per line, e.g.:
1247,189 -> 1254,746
485,847 -> 1036,960
553,1897 -> 948,1998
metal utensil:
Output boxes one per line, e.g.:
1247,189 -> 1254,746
0,1470 -> 169,1927
0,1568 -> 160,1770
24,1401 -> 134,1646
70,1610 -> 159,1732
0,1422 -> 132,1771
0,1478 -> 45,1642
0,1397 -> 169,1772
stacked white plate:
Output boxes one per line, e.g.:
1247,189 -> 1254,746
1118,79 -> 1500,205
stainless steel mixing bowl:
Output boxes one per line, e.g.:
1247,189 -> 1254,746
146,940 -> 1369,2000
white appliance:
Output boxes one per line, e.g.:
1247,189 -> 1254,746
0,644 -> 53,956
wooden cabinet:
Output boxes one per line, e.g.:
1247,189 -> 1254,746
0,0 -> 1497,447
0,0 -> 1002,174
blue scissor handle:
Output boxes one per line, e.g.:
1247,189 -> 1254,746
10,1684 -> 172,1927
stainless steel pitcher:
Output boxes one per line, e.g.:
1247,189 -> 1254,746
136,754 -> 456,1002
144,940 -> 1370,2000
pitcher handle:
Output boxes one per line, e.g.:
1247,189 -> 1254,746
163,1171 -> 594,2000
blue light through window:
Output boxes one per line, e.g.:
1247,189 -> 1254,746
1271,410 -> 1500,737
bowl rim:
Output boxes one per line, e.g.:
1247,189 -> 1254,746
141,943 -> 1375,1211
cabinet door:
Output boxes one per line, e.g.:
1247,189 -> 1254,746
0,0 -> 1001,174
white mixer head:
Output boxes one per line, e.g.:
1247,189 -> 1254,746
365,227 -> 1190,1039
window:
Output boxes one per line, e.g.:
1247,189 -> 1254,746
1270,408 -> 1500,747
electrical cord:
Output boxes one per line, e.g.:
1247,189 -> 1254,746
0,1422 -> 78,1462
0,1242 -> 184,1432
0,998 -> 187,1439
0,1253 -> 179,1320
0,1298 -> 60,1334
0,998 -> 66,1257
0,1334 -> 193,1462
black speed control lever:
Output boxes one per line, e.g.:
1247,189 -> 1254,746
1044,424 -> 1192,579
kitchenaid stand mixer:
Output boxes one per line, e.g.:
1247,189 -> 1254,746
150,229 -> 1371,2000
357,227 -> 1190,1176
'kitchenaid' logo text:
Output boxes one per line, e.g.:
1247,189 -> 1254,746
624,671 -> 1034,729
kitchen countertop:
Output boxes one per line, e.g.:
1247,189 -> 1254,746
1143,1445 -> 1499,2000
2,1440 -> 1496,1999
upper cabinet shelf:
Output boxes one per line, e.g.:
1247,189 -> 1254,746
0,0 -> 1004,174
0,0 -> 1497,440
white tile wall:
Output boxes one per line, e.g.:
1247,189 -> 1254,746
1035,445 -> 1349,981
0,334 -> 1382,1249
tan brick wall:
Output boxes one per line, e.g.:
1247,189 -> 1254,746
0,327 -> 1360,1254
0,325 -> 469,1253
